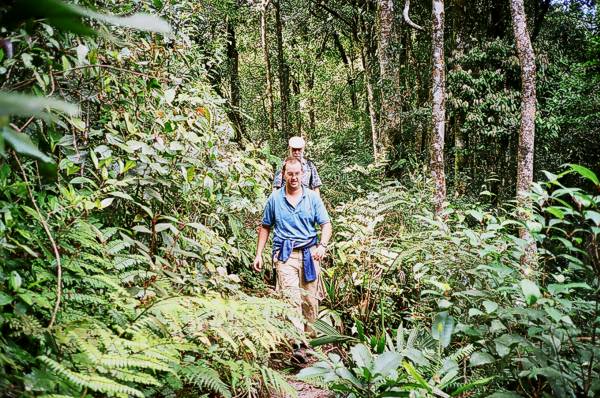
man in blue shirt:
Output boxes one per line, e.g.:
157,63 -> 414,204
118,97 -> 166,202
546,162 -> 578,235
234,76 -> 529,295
253,156 -> 332,363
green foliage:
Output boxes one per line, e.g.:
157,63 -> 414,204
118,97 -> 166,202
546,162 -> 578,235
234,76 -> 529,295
300,323 -> 491,397
305,166 -> 599,397
0,1 -> 299,396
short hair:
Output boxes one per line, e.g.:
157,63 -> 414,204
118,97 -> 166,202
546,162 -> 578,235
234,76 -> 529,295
282,156 -> 302,176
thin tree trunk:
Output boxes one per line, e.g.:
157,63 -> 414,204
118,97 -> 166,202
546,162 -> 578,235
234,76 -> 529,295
292,73 -> 301,135
431,0 -> 447,216
261,0 -> 275,132
377,0 -> 402,159
361,45 -> 379,160
274,0 -> 290,136
510,0 -> 537,273
307,69 -> 315,131
333,31 -> 358,110
226,17 -> 244,142
452,0 -> 466,196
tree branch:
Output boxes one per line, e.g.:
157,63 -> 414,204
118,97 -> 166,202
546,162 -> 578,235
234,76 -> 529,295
14,152 -> 62,330
403,0 -> 424,31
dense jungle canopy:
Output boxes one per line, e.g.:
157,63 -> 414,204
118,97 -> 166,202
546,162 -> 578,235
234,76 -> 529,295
0,0 -> 599,397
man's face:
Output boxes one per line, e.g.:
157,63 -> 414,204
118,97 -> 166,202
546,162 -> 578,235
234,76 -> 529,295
285,161 -> 303,189
290,147 -> 303,159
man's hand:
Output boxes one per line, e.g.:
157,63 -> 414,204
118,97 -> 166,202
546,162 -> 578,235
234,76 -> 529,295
252,255 -> 263,272
312,245 -> 327,262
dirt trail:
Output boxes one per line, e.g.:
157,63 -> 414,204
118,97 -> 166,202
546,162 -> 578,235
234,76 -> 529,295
288,380 -> 332,398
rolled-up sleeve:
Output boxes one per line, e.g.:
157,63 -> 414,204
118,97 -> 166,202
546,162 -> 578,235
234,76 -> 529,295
262,195 -> 275,226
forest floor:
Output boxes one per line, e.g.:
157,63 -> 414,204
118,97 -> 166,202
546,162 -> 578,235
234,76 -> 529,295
288,380 -> 331,398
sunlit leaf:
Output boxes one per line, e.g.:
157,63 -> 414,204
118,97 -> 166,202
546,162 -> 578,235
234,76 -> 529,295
0,92 -> 79,119
1,127 -> 53,163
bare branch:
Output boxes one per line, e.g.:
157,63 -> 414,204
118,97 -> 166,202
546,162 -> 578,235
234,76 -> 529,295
403,0 -> 424,31
14,153 -> 62,330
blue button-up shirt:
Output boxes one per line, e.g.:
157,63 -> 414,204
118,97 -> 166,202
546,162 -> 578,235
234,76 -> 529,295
262,186 -> 330,242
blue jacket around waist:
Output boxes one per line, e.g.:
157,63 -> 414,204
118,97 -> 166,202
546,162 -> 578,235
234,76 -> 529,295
272,236 -> 318,283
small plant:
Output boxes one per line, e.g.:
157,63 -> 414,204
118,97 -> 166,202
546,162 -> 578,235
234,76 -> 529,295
299,319 -> 492,397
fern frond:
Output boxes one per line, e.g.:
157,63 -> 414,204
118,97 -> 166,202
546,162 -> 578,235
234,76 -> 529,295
180,364 -> 232,398
39,355 -> 145,397
259,365 -> 297,398
100,354 -> 174,373
449,344 -> 475,363
108,367 -> 162,386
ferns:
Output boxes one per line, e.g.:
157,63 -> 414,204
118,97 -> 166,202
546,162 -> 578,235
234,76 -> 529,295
259,365 -> 298,398
180,364 -> 232,398
39,356 -> 145,398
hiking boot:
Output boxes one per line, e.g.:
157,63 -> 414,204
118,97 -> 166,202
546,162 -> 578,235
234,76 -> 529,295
292,347 -> 308,364
291,342 -> 309,364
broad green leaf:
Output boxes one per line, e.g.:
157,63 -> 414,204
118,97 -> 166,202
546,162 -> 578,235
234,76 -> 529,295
99,197 -> 114,209
73,5 -> 171,33
547,282 -> 591,295
431,311 -> 455,349
350,344 -> 372,369
0,92 -> 79,119
297,366 -> 331,379
482,300 -> 498,314
9,271 -> 22,292
468,308 -> 484,317
567,164 -> 599,186
520,279 -> 541,306
469,351 -> 494,366
544,307 -> 563,323
0,292 -> 13,306
404,348 -> 429,366
373,351 -> 402,376
1,127 -> 53,163
69,176 -> 98,187
584,210 -> 600,226
545,206 -> 565,219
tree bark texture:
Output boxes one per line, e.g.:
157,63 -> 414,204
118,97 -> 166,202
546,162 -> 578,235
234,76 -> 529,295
274,0 -> 290,137
226,18 -> 244,142
510,0 -> 538,272
377,0 -> 402,159
260,0 -> 275,132
431,0 -> 447,216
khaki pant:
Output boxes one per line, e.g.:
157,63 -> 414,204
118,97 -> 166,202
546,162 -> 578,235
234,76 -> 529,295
275,247 -> 324,336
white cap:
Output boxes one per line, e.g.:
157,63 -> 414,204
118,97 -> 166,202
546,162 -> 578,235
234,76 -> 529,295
288,136 -> 305,148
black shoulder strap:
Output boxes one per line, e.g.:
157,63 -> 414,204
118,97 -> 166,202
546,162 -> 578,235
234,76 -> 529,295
305,158 -> 314,185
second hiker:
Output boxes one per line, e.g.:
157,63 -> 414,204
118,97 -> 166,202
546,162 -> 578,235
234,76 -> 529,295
273,136 -> 322,196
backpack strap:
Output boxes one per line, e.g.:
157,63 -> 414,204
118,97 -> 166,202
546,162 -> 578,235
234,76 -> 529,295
305,158 -> 315,187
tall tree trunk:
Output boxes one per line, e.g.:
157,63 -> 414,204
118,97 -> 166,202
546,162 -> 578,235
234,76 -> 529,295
274,0 -> 290,137
510,0 -> 537,273
359,7 -> 379,160
452,0 -> 466,196
226,17 -> 244,143
431,0 -> 447,216
361,43 -> 379,160
377,0 -> 402,159
261,0 -> 275,132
